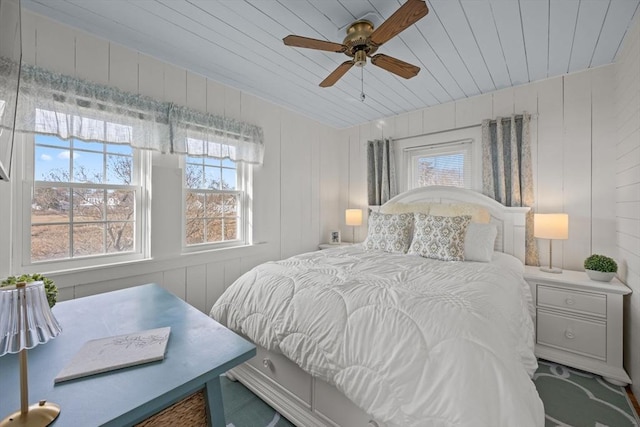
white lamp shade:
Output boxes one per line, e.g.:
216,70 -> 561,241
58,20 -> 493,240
534,213 -> 569,240
345,209 -> 363,226
0,281 -> 61,355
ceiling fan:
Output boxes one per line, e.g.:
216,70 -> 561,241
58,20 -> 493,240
283,0 -> 429,88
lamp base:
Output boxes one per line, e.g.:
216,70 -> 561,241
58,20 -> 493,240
0,401 -> 60,427
540,266 -> 563,274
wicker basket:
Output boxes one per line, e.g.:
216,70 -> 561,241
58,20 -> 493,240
135,389 -> 207,427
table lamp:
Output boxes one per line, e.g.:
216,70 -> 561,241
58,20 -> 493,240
534,213 -> 569,273
345,209 -> 363,243
0,281 -> 62,427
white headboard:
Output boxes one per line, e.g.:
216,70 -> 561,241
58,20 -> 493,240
374,186 -> 530,263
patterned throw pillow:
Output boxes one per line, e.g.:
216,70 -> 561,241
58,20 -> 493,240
408,214 -> 472,261
363,211 -> 414,253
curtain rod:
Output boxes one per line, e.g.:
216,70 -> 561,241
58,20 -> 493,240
391,113 -> 538,142
392,123 -> 479,142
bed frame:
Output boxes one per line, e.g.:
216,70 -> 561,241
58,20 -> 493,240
227,186 -> 530,427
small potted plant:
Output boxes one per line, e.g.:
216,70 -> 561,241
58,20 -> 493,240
1,273 -> 58,308
584,254 -> 617,282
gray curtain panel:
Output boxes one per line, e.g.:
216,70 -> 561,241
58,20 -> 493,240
367,138 -> 397,206
482,114 -> 539,266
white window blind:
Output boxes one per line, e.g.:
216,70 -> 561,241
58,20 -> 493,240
406,140 -> 472,190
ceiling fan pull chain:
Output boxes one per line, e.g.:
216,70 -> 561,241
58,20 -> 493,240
360,66 -> 366,102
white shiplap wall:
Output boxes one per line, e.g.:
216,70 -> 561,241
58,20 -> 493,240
615,13 -> 640,397
340,66 -> 618,273
0,10 -> 341,311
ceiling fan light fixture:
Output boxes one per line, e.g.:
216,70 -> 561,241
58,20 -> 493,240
354,50 -> 367,67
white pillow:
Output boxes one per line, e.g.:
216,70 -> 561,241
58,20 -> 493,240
429,203 -> 491,224
363,211 -> 414,253
408,214 -> 471,261
379,202 -> 433,215
464,222 -> 498,262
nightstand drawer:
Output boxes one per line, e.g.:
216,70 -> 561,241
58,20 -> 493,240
537,285 -> 606,317
537,310 -> 606,360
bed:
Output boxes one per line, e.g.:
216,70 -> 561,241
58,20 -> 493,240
210,186 -> 544,427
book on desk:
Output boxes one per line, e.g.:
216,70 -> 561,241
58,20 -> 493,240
54,327 -> 171,383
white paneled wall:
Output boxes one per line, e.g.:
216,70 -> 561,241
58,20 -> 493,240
615,14 -> 640,397
0,11 -> 340,310
340,67 -> 618,272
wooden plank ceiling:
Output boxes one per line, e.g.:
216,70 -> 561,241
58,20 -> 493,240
21,0 -> 640,129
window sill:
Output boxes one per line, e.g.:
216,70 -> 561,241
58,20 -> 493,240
34,242 -> 271,288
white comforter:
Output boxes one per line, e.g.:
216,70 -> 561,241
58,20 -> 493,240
210,245 -> 545,427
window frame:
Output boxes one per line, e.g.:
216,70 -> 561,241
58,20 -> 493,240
405,139 -> 473,190
181,156 -> 252,252
393,124 -> 483,195
14,132 -> 151,274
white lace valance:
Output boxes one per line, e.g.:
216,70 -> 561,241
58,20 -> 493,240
169,104 -> 264,165
16,64 -> 264,164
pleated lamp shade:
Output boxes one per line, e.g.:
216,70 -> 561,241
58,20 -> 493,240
0,281 -> 62,356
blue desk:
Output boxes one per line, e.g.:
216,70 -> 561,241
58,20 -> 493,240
0,284 -> 256,426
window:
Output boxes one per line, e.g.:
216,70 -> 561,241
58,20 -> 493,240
406,140 -> 473,190
183,156 -> 249,248
29,134 -> 146,264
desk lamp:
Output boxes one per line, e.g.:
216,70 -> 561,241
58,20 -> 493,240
345,209 -> 363,243
534,213 -> 569,273
0,281 -> 62,427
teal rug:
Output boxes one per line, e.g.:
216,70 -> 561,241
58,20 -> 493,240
222,375 -> 294,427
534,360 -> 639,427
222,361 -> 640,427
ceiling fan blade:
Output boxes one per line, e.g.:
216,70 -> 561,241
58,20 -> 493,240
320,61 -> 355,87
369,0 -> 429,46
283,35 -> 346,53
371,54 -> 420,79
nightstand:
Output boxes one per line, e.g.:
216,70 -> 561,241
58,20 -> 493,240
318,243 -> 353,250
524,266 -> 632,385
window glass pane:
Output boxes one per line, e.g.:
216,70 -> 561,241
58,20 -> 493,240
416,153 -> 464,187
186,193 -> 205,219
224,218 -> 238,240
105,143 -> 132,155
73,224 -> 104,256
35,134 -> 69,148
72,188 -> 104,222
73,140 -> 103,152
221,168 -> 236,190
222,194 -> 237,216
31,224 -> 69,261
205,166 -> 221,189
106,190 -> 135,221
73,150 -> 104,183
106,154 -> 132,184
107,222 -> 134,253
32,187 -> 70,221
185,164 -> 203,189
35,146 -> 71,181
186,219 -> 205,245
205,193 -> 223,218
206,219 -> 223,243
203,157 -> 220,166
221,158 -> 235,168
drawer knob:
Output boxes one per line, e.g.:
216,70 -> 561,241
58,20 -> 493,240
263,358 -> 274,372
565,330 -> 575,339
565,298 -> 575,306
